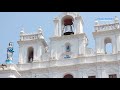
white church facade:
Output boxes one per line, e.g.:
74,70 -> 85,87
0,12 -> 120,78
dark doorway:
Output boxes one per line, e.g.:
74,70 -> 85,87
27,47 -> 34,63
63,74 -> 73,78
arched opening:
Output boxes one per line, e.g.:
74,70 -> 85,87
27,47 -> 34,63
63,74 -> 73,78
104,38 -> 112,54
62,15 -> 74,35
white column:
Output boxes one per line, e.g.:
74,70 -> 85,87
56,50 -> 57,60
78,39 -> 81,55
54,19 -> 59,37
61,24 -> 64,36
33,45 -> 38,62
82,72 -> 88,78
75,16 -> 82,34
95,38 -> 100,53
118,64 -> 120,78
80,41 -> 84,55
39,46 -> 42,61
83,39 -> 86,55
18,46 -> 21,63
101,38 -> 105,54
102,69 -> 107,78
59,22 -> 62,36
36,44 -> 41,61
51,49 -> 53,59
81,39 -> 85,55
74,19 -> 78,34
117,35 -> 120,52
80,19 -> 83,33
33,45 -> 37,62
21,47 -> 24,63
96,66 -> 102,78
112,36 -> 116,54
24,47 -> 27,63
18,45 -> 23,64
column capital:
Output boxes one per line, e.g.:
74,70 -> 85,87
75,16 -> 81,20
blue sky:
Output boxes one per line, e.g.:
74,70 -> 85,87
0,12 -> 120,64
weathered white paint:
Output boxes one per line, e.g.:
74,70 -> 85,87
0,12 -> 120,78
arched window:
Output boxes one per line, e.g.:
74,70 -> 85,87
27,47 -> 34,63
104,37 -> 112,54
63,74 -> 74,78
65,43 -> 71,52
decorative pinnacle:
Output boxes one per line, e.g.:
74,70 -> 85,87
95,20 -> 99,25
114,16 -> 119,23
20,27 -> 25,34
38,26 -> 43,33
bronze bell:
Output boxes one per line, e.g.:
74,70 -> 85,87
64,25 -> 74,35
63,18 -> 74,35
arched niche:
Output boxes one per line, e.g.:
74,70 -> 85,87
27,47 -> 34,63
61,15 -> 74,35
63,74 -> 74,78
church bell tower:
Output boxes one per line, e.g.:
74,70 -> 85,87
50,12 -> 88,60
53,12 -> 84,37
93,16 -> 120,55
17,27 -> 48,64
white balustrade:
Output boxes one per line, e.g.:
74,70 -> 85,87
20,33 -> 43,41
95,23 -> 120,31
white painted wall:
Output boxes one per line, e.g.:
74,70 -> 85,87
1,12 -> 120,78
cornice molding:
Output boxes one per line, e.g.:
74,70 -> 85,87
50,33 -> 86,41
93,29 -> 120,37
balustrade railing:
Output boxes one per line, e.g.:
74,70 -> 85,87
95,23 -> 120,31
20,33 -> 43,41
